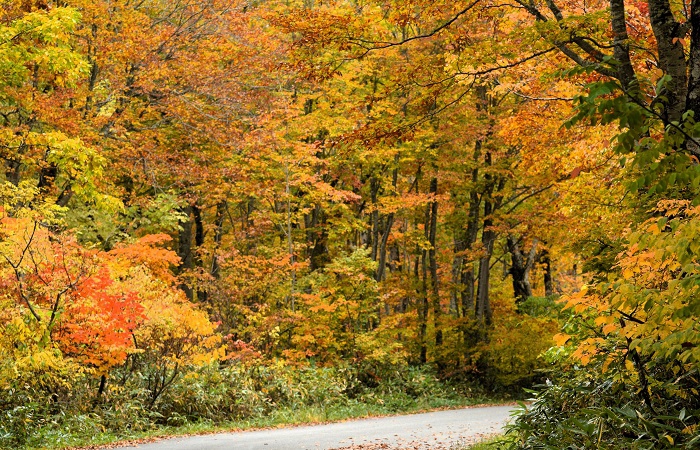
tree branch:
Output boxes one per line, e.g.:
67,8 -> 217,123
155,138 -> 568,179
348,0 -> 482,54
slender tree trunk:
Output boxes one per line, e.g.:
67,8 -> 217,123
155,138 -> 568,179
475,150 -> 505,326
609,0 -> 637,91
370,176 -> 380,262
308,204 -> 329,271
507,236 -> 538,306
451,142 -> 482,318
178,205 -> 195,300
427,178 -> 442,348
210,201 -> 226,281
376,214 -> 394,282
83,23 -> 100,118
417,250 -> 428,364
476,222 -> 495,325
541,247 -> 554,296
193,205 -> 206,302
376,167 -> 398,282
451,237 -> 466,315
284,165 -> 296,311
94,374 -> 107,407
413,168 -> 428,364
464,141 -> 482,317
473,85 -> 493,324
5,159 -> 21,186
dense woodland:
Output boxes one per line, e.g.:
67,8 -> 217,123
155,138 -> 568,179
1,0 -> 700,448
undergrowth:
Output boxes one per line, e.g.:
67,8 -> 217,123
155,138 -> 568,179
3,364 -> 500,450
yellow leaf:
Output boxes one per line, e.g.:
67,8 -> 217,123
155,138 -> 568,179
602,358 -> 613,373
553,333 -> 570,346
595,316 -> 613,326
579,352 -> 592,365
602,323 -> 618,335
574,303 -> 588,313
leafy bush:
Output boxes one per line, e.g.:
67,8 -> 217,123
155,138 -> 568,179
516,296 -> 564,319
486,314 -> 558,390
508,366 -> 700,449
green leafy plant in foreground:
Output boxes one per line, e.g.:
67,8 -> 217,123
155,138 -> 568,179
506,201 -> 700,449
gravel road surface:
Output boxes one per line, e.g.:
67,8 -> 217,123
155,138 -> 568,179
120,405 -> 514,450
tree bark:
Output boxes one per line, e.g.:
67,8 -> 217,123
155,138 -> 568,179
541,248 -> 555,296
210,201 -> 226,281
427,177 -> 442,348
177,205 -> 195,300
609,0 -> 637,91
475,151 -> 504,326
476,223 -> 495,325
307,204 -> 329,271
370,176 -> 380,262
648,0 -> 687,123
507,236 -> 538,306
193,205 -> 207,303
376,167 -> 398,282
417,250 -> 428,364
6,159 -> 20,186
687,0 -> 700,147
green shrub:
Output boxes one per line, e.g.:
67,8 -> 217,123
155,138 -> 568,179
508,366 -> 700,449
485,314 -> 559,391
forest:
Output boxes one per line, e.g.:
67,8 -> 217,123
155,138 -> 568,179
1,0 -> 700,448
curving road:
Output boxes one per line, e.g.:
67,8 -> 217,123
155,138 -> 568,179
120,405 -> 514,450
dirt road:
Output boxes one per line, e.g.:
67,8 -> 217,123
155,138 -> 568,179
120,404 -> 514,449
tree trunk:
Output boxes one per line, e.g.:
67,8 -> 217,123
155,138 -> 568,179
370,176 -> 380,262
6,159 -> 20,186
414,168 -> 428,364
376,213 -> 394,282
427,178 -> 442,347
541,248 -> 554,296
476,223 -> 495,325
463,141 -> 482,317
648,0 -> 687,123
376,167 -> 398,282
451,236 -> 466,315
609,0 -> 637,91
507,236 -> 538,306
307,204 -> 329,271
210,201 -> 226,281
193,205 -> 207,303
417,249 -> 428,364
178,205 -> 195,300
687,0 -> 700,155
475,150 -> 504,326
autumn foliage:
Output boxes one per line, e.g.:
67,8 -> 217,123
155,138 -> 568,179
2,0 -> 700,447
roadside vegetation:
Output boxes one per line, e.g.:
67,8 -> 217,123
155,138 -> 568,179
5,364 -> 503,449
465,435 -> 515,450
